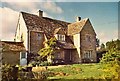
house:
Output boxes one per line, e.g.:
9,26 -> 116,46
14,10 -> 97,64
1,41 -> 26,65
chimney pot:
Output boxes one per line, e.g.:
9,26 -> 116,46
38,10 -> 43,17
76,17 -> 81,22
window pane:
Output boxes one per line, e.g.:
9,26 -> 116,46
57,34 -> 65,41
37,33 -> 41,40
21,52 -> 26,58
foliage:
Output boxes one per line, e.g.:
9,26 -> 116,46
106,39 -> 120,51
100,43 -> 105,51
96,38 -> 100,47
40,61 -> 52,66
38,37 -> 57,62
100,39 -> 120,63
2,64 -> 48,81
100,49 -> 120,63
2,64 -> 18,81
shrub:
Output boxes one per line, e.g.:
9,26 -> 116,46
40,61 -> 52,66
2,64 -> 18,81
2,64 -> 49,81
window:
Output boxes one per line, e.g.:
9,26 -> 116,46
57,34 -> 65,41
21,33 -> 24,42
20,52 -> 26,59
84,50 -> 92,58
37,33 -> 41,40
86,35 -> 91,42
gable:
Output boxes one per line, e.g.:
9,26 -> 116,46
15,13 -> 28,41
81,19 -> 96,36
68,18 -> 96,36
67,18 -> 88,36
54,28 -> 65,35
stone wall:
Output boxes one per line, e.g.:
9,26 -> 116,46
54,49 -> 65,60
2,51 -> 20,65
80,20 -> 97,62
30,31 -> 44,54
71,49 -> 80,63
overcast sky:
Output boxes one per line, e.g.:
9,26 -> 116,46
0,0 -> 119,44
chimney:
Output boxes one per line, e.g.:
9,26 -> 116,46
76,16 -> 81,22
38,10 -> 43,17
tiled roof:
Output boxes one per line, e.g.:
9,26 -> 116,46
57,41 -> 76,49
54,27 -> 61,34
21,12 -> 70,39
68,18 -> 89,36
1,41 -> 26,52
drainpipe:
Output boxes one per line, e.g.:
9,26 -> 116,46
28,30 -> 31,53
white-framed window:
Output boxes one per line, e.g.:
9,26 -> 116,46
57,34 -> 65,41
84,50 -> 92,58
20,52 -> 27,59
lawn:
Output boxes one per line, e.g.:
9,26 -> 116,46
47,63 -> 119,80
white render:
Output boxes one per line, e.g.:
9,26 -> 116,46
15,13 -> 28,51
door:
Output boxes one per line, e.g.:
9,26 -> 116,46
65,50 -> 72,63
20,52 -> 27,66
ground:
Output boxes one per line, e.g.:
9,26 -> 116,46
32,63 -> 120,80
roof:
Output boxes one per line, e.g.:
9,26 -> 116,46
68,18 -> 89,36
21,12 -> 70,39
0,41 -> 2,52
1,41 -> 26,52
54,27 -> 65,35
57,41 -> 76,49
54,27 -> 61,34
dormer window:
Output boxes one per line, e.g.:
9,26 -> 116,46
57,34 -> 65,41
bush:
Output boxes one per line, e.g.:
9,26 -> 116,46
2,64 -> 18,81
100,49 -> 120,63
40,61 -> 52,66
2,64 -> 49,81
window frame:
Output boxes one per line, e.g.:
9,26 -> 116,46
57,34 -> 65,41
84,50 -> 92,58
20,52 -> 27,59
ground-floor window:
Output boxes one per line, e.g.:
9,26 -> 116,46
20,52 -> 27,59
84,50 -> 92,58
20,52 -> 27,66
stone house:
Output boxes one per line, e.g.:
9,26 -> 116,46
14,10 -> 97,64
1,41 -> 26,65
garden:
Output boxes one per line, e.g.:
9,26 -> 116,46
1,39 -> 120,81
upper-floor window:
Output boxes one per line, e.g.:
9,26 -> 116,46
57,34 -> 65,41
86,35 -> 91,42
37,33 -> 41,40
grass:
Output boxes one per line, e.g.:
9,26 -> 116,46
47,63 -> 119,80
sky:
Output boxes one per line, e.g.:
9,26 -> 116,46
0,0 -> 119,44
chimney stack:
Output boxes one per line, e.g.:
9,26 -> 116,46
76,17 -> 81,22
38,10 -> 43,17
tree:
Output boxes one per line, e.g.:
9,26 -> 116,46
100,48 -> 120,63
100,39 -> 120,63
96,38 -> 100,47
38,37 -> 57,63
100,43 -> 105,51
